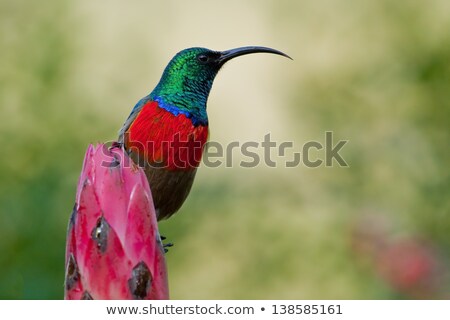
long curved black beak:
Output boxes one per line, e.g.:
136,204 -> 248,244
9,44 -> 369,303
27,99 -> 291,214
218,46 -> 292,65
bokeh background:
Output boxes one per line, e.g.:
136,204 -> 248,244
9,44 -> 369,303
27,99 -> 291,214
0,0 -> 449,299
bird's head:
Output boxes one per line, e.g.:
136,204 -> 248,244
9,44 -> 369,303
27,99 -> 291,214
150,46 -> 290,110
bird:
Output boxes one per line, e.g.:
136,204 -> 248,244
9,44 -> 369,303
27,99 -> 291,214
118,46 -> 290,221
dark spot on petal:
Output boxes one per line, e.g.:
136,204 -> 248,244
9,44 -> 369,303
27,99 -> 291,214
66,203 -> 77,240
91,216 -> 110,253
81,291 -> 93,300
69,203 -> 77,227
128,261 -> 152,299
65,253 -> 79,291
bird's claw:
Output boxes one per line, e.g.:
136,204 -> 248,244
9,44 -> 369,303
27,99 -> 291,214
163,242 -> 174,253
109,141 -> 123,151
159,235 -> 173,253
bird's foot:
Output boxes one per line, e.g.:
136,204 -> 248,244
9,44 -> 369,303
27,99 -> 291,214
158,234 -> 174,253
109,141 -> 123,151
163,242 -> 174,253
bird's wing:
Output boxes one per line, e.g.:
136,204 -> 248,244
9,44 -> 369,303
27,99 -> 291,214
118,96 -> 151,144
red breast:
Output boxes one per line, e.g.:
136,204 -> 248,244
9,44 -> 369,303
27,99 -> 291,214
124,101 -> 209,171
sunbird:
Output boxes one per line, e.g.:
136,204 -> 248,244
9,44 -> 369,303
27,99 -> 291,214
118,46 -> 290,221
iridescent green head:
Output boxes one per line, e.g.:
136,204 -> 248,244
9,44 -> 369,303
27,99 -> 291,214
149,46 -> 291,125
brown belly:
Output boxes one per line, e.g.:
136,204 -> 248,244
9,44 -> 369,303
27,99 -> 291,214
127,149 -> 196,220
144,165 -> 197,220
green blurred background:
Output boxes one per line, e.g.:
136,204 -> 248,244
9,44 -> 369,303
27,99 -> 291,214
0,0 -> 449,299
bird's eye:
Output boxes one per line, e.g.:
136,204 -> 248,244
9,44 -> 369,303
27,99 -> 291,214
197,54 -> 209,63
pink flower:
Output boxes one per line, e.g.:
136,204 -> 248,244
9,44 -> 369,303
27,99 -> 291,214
64,144 -> 169,299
